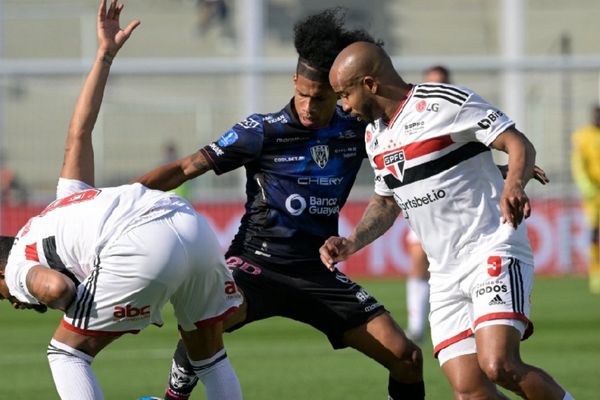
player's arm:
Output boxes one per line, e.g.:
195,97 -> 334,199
490,126 -> 536,228
60,0 -> 140,185
320,194 -> 400,270
25,266 -> 76,312
497,164 -> 549,186
133,150 -> 212,191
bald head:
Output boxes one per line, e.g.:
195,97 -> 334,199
330,41 -> 395,89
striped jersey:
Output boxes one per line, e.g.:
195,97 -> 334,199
367,83 -> 533,273
5,178 -> 181,304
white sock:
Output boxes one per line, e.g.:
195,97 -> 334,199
47,338 -> 103,400
563,392 -> 575,400
188,348 -> 242,400
406,277 -> 430,339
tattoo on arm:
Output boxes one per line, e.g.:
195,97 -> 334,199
350,195 -> 400,251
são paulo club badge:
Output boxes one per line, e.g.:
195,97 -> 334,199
383,149 -> 406,181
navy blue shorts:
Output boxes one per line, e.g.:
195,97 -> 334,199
224,255 -> 387,349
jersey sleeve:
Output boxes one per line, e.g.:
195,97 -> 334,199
56,178 -> 95,199
4,253 -> 43,305
450,91 -> 515,146
199,114 -> 264,175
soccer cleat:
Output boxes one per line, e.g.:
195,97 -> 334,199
137,397 -> 162,400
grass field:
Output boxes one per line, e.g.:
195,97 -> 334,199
1,276 -> 599,399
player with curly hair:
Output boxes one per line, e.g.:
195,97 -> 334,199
136,8 -> 425,400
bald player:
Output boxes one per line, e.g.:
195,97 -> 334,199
320,42 -> 573,400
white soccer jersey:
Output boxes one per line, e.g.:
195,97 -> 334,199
366,83 -> 534,274
6,178 -> 179,303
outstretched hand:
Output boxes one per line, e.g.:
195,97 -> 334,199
97,0 -> 140,60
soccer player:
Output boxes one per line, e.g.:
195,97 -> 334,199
571,104 -> 600,293
321,41 -> 574,399
135,8 -> 425,400
0,1 -> 242,399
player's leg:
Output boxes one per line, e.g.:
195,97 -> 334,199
343,312 -> 425,399
167,209 -> 243,400
437,337 -> 509,399
178,322 -> 242,400
475,324 -> 570,399
48,323 -> 119,400
406,231 -> 430,342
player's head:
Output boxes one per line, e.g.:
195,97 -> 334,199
0,236 -> 16,302
292,8 -> 382,129
330,41 -> 404,123
592,104 -> 600,128
423,65 -> 451,84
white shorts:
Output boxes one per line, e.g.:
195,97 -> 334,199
429,255 -> 534,364
62,203 -> 242,336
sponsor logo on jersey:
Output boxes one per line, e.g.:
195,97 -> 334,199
276,136 -> 306,143
217,130 -> 239,147
297,176 -> 344,186
265,114 -> 289,124
237,117 -> 260,129
395,189 -> 446,212
284,194 -> 340,216
355,289 -> 372,303
310,144 -> 330,168
285,194 -> 307,216
274,155 -> 306,163
474,281 -> 508,298
113,304 -> 151,320
477,110 -> 505,129
338,129 -> 358,139
416,100 -> 439,113
209,142 -> 224,156
383,149 -> 406,181
404,121 -> 426,135
488,294 -> 506,305
335,272 -> 352,284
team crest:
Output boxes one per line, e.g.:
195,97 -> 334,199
383,149 -> 406,181
310,145 -> 329,169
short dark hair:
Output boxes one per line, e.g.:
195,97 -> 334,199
293,8 -> 383,81
0,236 -> 16,272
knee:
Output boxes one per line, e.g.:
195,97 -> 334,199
388,337 -> 423,379
479,357 -> 520,386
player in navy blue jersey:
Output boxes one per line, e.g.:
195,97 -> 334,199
135,9 -> 425,400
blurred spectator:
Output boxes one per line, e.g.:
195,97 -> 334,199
195,0 -> 233,39
0,152 -> 28,205
423,65 -> 451,84
571,104 -> 600,293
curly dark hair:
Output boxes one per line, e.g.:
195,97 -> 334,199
293,8 -> 383,80
0,236 -> 15,272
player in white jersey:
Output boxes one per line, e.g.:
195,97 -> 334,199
0,2 -> 243,399
320,42 -> 574,399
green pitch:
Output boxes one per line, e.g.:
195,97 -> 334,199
1,277 -> 598,399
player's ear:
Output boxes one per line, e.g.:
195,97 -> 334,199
363,76 -> 377,94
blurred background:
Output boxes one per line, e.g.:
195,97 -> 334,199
1,0 -> 599,276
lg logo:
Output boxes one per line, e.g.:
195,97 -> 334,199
285,194 -> 306,216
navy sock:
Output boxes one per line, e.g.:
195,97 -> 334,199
164,340 -> 199,400
388,375 -> 425,399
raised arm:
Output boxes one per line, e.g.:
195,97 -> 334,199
60,0 -> 140,185
133,150 -> 212,191
490,126 -> 536,228
319,193 -> 400,270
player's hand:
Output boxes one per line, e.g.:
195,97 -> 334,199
319,236 -> 356,271
97,0 -> 140,60
532,165 -> 549,185
498,164 -> 549,185
499,182 -> 531,229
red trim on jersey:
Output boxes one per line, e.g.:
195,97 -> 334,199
474,312 -> 534,340
25,242 -> 39,262
60,319 -> 140,337
387,86 -> 414,128
373,135 -> 454,170
433,328 -> 473,358
193,306 -> 240,328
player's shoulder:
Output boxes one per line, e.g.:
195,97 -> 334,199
413,83 -> 473,107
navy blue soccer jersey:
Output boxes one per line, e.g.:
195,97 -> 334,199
200,100 -> 367,267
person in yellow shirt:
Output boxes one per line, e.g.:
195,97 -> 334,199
571,105 -> 600,293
